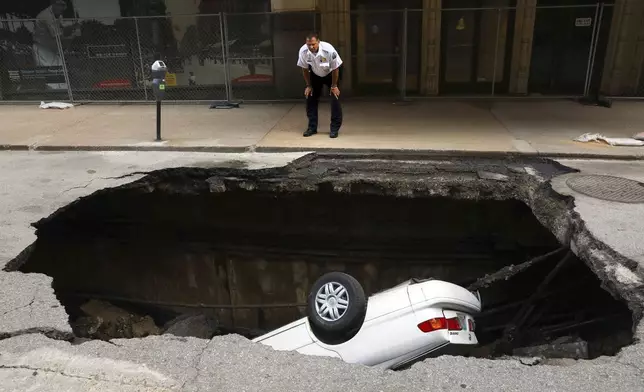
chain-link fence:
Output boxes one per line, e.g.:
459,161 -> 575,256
0,3 -> 633,103
224,11 -> 317,101
58,17 -> 143,101
434,6 -> 515,96
136,14 -> 228,101
529,4 -> 600,97
0,18 -> 70,101
348,9 -> 406,98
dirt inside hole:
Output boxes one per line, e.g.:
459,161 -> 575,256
16,179 -> 634,359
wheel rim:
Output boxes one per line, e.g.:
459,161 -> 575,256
314,281 -> 349,322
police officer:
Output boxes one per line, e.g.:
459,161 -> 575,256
297,33 -> 343,138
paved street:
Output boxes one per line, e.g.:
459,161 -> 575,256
0,150 -> 642,391
1,100 -> 643,157
0,331 -> 641,392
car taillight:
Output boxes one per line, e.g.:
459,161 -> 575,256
446,317 -> 462,331
418,317 -> 466,333
417,317 -> 446,333
468,319 -> 475,331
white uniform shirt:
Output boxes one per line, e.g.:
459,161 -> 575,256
297,41 -> 343,78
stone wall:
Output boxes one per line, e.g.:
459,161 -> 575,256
508,0 -> 536,95
317,0 -> 352,92
420,0 -> 442,95
600,0 -> 644,96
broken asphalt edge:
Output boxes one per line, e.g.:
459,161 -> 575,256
0,153 -> 642,379
0,143 -> 643,161
0,327 -> 73,342
529,181 -> 644,330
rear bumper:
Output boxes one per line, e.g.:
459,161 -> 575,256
407,280 -> 482,314
444,310 -> 478,345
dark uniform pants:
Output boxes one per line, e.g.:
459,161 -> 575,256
307,65 -> 343,133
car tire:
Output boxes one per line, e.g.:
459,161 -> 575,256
306,272 -> 367,345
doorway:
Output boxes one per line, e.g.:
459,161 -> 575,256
351,0 -> 421,95
440,0 -> 516,95
529,1 -> 611,95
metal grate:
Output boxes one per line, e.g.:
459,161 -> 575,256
565,175 -> 644,204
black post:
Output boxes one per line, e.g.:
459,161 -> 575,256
156,101 -> 162,141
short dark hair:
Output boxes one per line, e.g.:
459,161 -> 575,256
306,32 -> 320,41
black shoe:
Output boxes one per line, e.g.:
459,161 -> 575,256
303,129 -> 317,137
330,130 -> 339,138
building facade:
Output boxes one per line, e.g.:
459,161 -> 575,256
1,0 -> 643,101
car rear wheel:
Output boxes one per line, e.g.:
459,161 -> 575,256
306,272 -> 367,344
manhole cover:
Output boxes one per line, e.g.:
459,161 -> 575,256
565,175 -> 644,203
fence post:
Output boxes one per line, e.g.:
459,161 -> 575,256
491,8 -> 502,97
584,3 -> 603,97
54,17 -> 74,102
401,8 -> 408,100
220,13 -> 233,102
134,17 -> 148,101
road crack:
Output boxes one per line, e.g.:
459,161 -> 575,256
180,340 -> 210,390
59,178 -> 98,195
0,364 -> 175,389
102,171 -> 151,180
0,297 -> 36,317
59,172 -> 149,195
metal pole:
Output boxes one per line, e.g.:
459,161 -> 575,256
54,17 -> 74,102
156,100 -> 161,141
220,13 -> 233,102
585,3 -> 604,97
134,17 -> 148,101
583,3 -> 601,96
491,8 -> 502,97
401,8 -> 408,100
217,13 -> 226,101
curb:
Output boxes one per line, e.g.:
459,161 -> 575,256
254,147 -> 644,161
0,144 -> 642,161
0,145 -> 249,153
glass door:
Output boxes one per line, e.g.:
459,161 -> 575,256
440,0 -> 515,94
351,0 -> 421,95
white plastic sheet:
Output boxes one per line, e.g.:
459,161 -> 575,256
39,101 -> 74,109
574,133 -> 644,147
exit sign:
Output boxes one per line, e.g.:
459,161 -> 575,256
575,17 -> 592,27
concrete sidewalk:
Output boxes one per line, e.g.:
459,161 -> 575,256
1,100 -> 643,157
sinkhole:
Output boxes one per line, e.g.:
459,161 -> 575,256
11,166 -> 635,360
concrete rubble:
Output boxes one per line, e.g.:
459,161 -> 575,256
162,314 -> 219,340
513,337 -> 589,360
0,151 -> 643,391
73,300 -> 161,340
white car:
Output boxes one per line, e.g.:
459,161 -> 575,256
253,271 -> 482,369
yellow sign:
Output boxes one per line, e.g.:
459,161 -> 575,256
165,72 -> 177,86
456,17 -> 466,30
